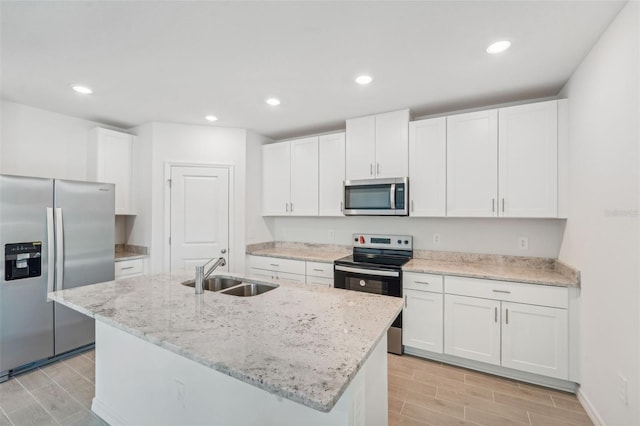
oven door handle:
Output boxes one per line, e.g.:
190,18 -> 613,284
335,265 -> 400,278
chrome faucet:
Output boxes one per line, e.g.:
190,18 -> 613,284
195,257 -> 226,294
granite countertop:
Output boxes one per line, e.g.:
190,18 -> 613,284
403,258 -> 578,287
114,251 -> 147,261
48,272 -> 403,412
246,242 -> 350,263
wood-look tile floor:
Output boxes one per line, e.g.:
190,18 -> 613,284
0,349 -> 105,426
1,350 -> 592,425
388,354 -> 592,426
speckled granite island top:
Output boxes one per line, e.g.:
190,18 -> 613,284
48,272 -> 403,412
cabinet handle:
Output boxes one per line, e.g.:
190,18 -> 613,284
269,263 -> 280,267
502,198 -> 505,213
121,266 -> 134,270
492,289 -> 511,294
340,201 -> 343,212
290,203 -> 294,212
312,268 -> 324,272
285,203 -> 289,212
505,308 -> 509,324
370,163 -> 373,176
414,281 -> 430,285
411,200 -> 414,213
377,162 -> 380,175
492,198 -> 495,213
404,295 -> 407,308
494,307 -> 497,323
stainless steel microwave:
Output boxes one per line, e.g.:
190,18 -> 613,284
343,178 -> 408,216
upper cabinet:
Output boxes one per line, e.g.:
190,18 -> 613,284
318,133 -> 346,216
87,128 -> 136,215
409,117 -> 447,217
498,100 -> 558,218
446,100 -> 560,218
262,137 -> 319,216
446,110 -> 499,217
346,109 -> 410,180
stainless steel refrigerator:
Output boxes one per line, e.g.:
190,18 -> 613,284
0,175 -> 114,380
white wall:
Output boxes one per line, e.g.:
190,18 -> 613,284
130,122 -> 248,274
558,2 -> 639,425
245,131 -> 274,244
273,217 -> 565,258
0,100 -> 123,180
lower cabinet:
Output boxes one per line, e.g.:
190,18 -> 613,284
403,289 -> 443,353
115,258 -> 144,280
247,256 -> 334,287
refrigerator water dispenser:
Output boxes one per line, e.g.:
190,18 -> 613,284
4,242 -> 42,281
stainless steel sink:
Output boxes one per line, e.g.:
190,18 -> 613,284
181,277 -> 242,292
220,283 -> 278,297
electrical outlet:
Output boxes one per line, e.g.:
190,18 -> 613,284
518,237 -> 529,250
175,379 -> 185,408
618,373 -> 629,405
433,233 -> 441,245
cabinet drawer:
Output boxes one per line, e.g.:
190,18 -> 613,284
444,276 -> 568,309
306,276 -> 333,288
248,256 -> 306,275
306,261 -> 334,279
115,259 -> 143,279
404,272 -> 443,293
275,271 -> 306,284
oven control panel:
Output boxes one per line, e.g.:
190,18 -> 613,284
352,234 -> 412,250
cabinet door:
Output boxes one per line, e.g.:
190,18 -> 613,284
290,137 -> 319,216
409,117 -> 446,216
501,302 -> 568,379
319,133 -> 345,216
444,294 -> 501,365
446,110 -> 498,217
375,110 -> 409,179
403,289 -> 443,353
262,142 -> 291,216
346,115 -> 376,180
90,128 -> 135,215
499,101 -> 558,218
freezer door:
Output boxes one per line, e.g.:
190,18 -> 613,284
53,179 -> 114,355
0,175 -> 55,372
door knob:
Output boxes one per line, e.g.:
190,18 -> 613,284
221,249 -> 227,254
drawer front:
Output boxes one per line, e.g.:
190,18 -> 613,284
306,261 -> 334,279
404,272 -> 443,293
444,276 -> 568,309
115,259 -> 143,278
248,255 -> 306,275
306,276 -> 333,288
275,271 -> 306,284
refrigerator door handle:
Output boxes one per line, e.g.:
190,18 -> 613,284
46,208 -> 55,301
55,207 -> 64,291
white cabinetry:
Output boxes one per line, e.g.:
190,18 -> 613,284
444,276 -> 569,380
346,110 -> 409,180
446,100 -> 560,218
318,133 -> 345,216
408,117 -> 446,216
115,258 -> 144,280
248,256 -> 306,284
87,128 -> 136,215
498,100 -> 558,217
403,273 -> 443,353
305,261 -> 334,287
262,137 -> 319,216
446,110 -> 498,217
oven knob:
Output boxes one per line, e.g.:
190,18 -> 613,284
404,240 -> 409,244
354,237 -> 358,242
359,280 -> 366,287
359,236 -> 365,244
397,239 -> 401,244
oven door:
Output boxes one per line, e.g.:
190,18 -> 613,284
334,264 -> 402,297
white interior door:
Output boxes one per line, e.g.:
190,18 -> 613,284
170,166 -> 229,273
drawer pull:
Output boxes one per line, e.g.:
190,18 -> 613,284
312,268 -> 324,272
492,289 -> 511,294
414,281 -> 431,285
121,266 -> 134,270
269,264 -> 280,267
404,295 -> 407,308
505,308 -> 509,324
494,307 -> 497,323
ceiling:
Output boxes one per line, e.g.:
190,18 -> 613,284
1,1 -> 626,140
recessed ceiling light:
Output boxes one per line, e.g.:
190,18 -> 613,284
486,40 -> 511,54
72,85 -> 93,94
204,115 -> 218,122
265,98 -> 281,106
355,75 -> 373,85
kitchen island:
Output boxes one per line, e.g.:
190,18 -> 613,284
48,272 -> 403,426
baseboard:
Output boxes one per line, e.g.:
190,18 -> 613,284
91,397 -> 129,426
577,387 -> 606,426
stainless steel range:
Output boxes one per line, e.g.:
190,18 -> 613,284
334,233 -> 413,355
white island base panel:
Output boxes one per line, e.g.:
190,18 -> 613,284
91,321 -> 388,426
